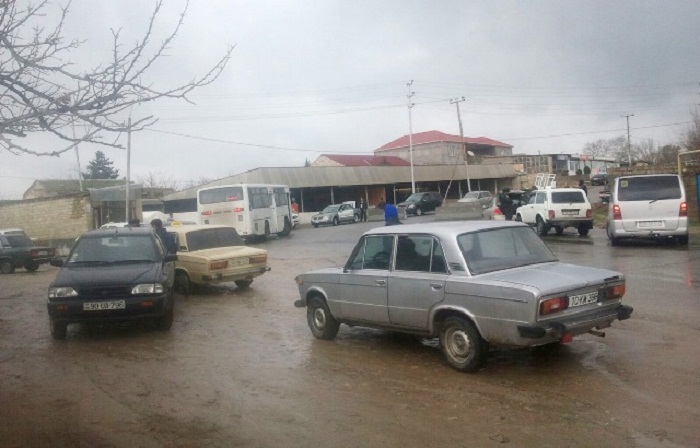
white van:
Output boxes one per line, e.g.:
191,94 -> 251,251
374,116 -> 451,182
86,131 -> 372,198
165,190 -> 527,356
606,174 -> 688,245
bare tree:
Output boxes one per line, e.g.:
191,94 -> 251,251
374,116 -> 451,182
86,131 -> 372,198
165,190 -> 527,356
137,171 -> 178,190
0,0 -> 232,156
633,139 -> 658,165
682,110 -> 700,152
581,136 -> 627,159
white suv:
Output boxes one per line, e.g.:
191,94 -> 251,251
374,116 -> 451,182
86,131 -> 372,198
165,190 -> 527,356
515,188 -> 592,236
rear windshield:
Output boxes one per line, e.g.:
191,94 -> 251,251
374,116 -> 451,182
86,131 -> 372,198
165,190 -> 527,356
551,191 -> 586,203
185,228 -> 244,251
618,176 -> 681,201
5,234 -> 33,247
199,187 -> 244,205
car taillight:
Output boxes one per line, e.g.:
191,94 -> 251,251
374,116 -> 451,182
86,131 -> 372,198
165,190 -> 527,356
612,204 -> 622,220
679,202 -> 687,217
586,209 -> 592,218
540,297 -> 568,316
201,211 -> 212,216
249,255 -> 267,264
606,283 -> 625,300
548,210 -> 555,220
210,260 -> 228,270
233,207 -> 244,212
493,207 -> 503,216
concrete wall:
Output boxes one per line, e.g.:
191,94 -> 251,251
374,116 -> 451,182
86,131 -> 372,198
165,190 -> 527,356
0,194 -> 92,248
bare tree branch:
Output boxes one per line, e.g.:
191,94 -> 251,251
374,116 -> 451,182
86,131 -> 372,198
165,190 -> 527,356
0,0 -> 233,156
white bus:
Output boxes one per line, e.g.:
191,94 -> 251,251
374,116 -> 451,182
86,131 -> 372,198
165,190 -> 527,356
197,184 -> 293,239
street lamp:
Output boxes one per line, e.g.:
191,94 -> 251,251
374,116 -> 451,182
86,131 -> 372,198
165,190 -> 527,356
465,150 -> 474,192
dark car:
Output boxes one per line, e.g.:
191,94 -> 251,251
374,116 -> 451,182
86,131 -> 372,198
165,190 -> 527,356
46,227 -> 178,340
590,173 -> 608,186
397,191 -> 443,216
0,228 -> 56,274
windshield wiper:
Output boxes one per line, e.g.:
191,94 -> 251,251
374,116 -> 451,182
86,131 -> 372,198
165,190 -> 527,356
68,260 -> 112,266
649,196 -> 675,203
111,259 -> 155,264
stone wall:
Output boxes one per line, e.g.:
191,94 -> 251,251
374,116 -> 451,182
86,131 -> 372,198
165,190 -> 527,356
0,194 -> 92,248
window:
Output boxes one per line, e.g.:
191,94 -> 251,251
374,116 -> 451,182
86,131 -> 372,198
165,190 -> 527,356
273,187 -> 288,206
395,235 -> 447,273
199,186 -> 244,205
185,228 -> 244,251
535,192 -> 546,204
551,191 -> 585,203
618,176 -> 681,201
348,235 -> 394,270
248,187 -> 271,209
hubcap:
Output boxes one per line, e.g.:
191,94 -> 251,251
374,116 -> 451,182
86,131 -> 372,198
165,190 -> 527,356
447,328 -> 471,361
313,308 -> 326,329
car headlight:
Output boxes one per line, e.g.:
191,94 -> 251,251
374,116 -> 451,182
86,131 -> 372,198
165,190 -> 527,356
132,283 -> 164,294
48,287 -> 78,298
407,204 -> 416,209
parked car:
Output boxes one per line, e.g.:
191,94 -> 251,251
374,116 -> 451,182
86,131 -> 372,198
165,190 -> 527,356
294,221 -> 632,372
0,228 -> 56,274
397,191 -> 443,216
515,188 -> 593,236
46,227 -> 178,339
311,203 -> 360,227
606,174 -> 688,245
590,173 -> 609,186
458,190 -> 493,208
291,213 -> 300,228
483,189 -> 529,221
166,224 -> 270,293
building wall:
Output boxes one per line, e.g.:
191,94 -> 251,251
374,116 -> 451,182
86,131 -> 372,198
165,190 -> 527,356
0,194 -> 93,245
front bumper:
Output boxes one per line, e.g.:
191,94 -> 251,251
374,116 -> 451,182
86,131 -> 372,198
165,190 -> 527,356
47,293 -> 171,324
518,304 -> 633,340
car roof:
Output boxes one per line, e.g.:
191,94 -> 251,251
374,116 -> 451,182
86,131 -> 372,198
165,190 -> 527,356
83,227 -> 154,237
363,220 -> 529,239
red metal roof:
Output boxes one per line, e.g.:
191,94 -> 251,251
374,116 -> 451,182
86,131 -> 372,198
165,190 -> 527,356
318,154 -> 411,166
375,130 -> 512,152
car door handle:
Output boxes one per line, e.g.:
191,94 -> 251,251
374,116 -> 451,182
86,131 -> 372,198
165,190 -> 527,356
430,283 -> 443,290
375,279 -> 386,286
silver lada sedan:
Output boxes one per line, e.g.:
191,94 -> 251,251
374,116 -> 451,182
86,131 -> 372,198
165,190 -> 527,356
294,221 -> 633,372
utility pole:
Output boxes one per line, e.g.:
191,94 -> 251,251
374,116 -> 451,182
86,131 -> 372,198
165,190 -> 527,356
451,97 -> 470,192
407,81 -> 416,193
621,114 -> 634,167
125,116 -> 131,222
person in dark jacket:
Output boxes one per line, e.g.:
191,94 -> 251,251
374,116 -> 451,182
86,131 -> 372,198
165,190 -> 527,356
579,179 -> 588,196
359,198 -> 368,222
150,219 -> 177,254
498,188 -> 514,221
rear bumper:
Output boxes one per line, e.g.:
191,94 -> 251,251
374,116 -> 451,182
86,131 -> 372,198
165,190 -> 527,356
609,221 -> 688,239
549,219 -> 593,229
518,305 -> 633,339
201,266 -> 271,283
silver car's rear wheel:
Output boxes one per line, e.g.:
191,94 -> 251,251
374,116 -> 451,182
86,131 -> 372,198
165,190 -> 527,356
439,316 -> 486,372
307,297 -> 339,340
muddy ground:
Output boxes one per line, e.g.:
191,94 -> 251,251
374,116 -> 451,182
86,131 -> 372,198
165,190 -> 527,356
1,221 -> 699,448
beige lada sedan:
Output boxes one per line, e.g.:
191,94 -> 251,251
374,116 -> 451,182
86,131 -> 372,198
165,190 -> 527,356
294,221 -> 633,372
167,224 -> 270,293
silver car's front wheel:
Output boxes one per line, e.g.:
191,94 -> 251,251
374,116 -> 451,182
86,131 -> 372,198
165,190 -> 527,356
307,297 -> 340,340
439,317 -> 486,372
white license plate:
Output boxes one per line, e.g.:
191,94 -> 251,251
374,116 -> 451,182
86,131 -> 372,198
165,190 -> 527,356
37,250 -> 48,256
569,291 -> 598,307
637,221 -> 663,228
83,300 -> 126,311
562,210 -> 578,216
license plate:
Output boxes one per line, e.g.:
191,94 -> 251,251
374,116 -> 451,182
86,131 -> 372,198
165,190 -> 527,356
637,221 -> 663,228
569,291 -> 598,307
37,250 -> 48,256
562,210 -> 578,216
83,300 -> 126,311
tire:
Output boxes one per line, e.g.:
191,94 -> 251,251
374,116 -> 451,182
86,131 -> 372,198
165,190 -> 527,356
536,217 -> 548,236
24,261 -> 40,272
606,223 -> 619,246
555,226 -> 564,236
439,316 -> 486,372
312,223 -> 319,228
155,293 -> 174,331
514,214 -> 522,222
332,217 -> 339,226
307,296 -> 340,340
0,259 -> 15,274
353,214 -> 360,223
235,279 -> 253,289
677,235 -> 689,246
415,207 -> 423,216
50,318 -> 68,340
175,270 -> 191,295
578,226 -> 589,236
277,218 -> 292,237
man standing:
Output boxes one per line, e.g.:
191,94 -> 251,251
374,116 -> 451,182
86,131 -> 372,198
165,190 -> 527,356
578,179 -> 588,197
151,219 -> 177,254
498,188 -> 514,221
359,198 -> 368,222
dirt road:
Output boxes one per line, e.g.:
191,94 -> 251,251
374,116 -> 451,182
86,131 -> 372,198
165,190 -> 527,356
1,223 -> 699,447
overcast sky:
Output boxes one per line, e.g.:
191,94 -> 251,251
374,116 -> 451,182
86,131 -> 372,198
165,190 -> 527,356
2,0 -> 699,199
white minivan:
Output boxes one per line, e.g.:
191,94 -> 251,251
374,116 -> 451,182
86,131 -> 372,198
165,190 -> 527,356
606,174 -> 688,245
